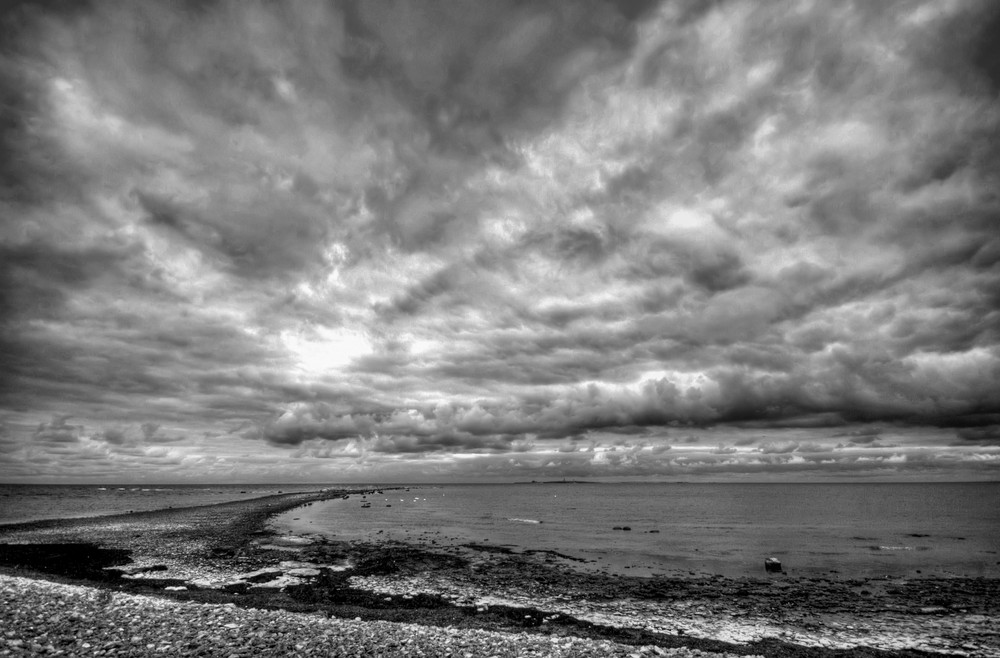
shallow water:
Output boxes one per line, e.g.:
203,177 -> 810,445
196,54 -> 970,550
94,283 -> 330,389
0,483 -> 326,524
271,482 -> 1000,579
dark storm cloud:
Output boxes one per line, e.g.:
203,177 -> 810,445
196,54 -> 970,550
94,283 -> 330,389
96,427 -> 128,446
134,190 -> 332,280
347,0 -> 642,144
1,294 -> 291,423
33,415 -> 81,444
2,0 -> 999,481
954,426 -> 1000,447
835,427 -> 883,438
0,240 -> 138,332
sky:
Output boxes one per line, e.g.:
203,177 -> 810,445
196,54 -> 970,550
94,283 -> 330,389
1,0 -> 999,484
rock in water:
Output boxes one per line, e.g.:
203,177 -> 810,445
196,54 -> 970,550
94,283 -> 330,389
764,557 -> 782,573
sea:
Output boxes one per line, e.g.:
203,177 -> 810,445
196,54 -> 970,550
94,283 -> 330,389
2,481 -> 998,580
271,482 -> 1000,580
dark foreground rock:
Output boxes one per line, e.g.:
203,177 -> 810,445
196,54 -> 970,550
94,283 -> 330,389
0,543 -> 131,581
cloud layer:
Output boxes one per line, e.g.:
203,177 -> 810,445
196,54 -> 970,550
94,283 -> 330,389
1,0 -> 999,482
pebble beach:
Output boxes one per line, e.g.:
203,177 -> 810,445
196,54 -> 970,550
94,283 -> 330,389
1,575 -> 707,658
1,489 -> 997,657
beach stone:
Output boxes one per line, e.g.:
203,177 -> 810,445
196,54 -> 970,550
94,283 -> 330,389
286,568 -> 320,577
272,536 -> 313,546
250,574 -> 305,589
254,543 -> 303,552
237,568 -> 283,583
111,564 -> 168,576
189,578 -> 223,589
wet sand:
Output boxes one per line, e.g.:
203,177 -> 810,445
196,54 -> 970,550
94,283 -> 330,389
1,490 -> 997,657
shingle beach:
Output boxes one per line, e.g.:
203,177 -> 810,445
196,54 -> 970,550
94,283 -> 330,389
1,490 -> 997,657
1,575 -> 713,657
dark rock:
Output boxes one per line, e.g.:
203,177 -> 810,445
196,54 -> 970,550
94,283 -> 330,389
764,557 -> 782,573
0,543 -> 131,581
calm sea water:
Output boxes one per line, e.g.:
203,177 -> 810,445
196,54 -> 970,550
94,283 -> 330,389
271,482 -> 1000,579
0,483 -> 328,525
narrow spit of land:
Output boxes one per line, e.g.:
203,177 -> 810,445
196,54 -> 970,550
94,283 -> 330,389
0,489 -> 997,657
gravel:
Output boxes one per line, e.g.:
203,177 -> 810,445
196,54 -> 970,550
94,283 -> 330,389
0,575 -> 749,657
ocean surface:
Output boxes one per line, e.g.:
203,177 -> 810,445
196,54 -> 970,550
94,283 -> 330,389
270,482 -> 1000,580
0,483 -> 325,525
